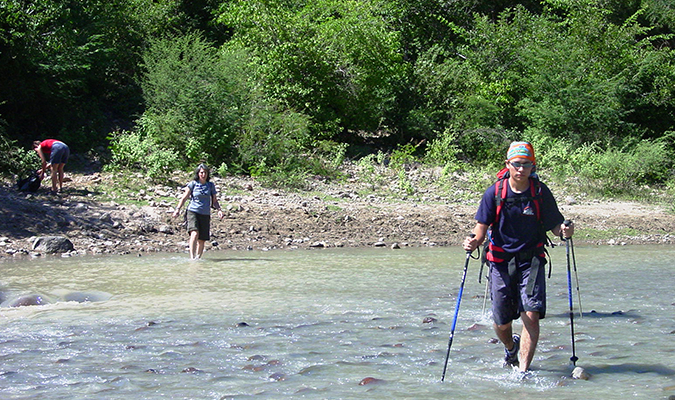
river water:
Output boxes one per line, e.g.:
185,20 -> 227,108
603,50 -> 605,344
0,245 -> 673,399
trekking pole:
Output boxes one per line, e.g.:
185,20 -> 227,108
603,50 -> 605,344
481,280 -> 489,317
441,234 -> 475,382
478,248 -> 489,316
563,221 -> 579,366
569,236 -> 583,317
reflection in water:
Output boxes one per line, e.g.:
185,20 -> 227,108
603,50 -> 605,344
0,246 -> 673,399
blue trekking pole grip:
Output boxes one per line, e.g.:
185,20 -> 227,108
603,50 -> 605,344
441,233 -> 476,382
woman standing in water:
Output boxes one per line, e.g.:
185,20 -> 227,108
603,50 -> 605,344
173,164 -> 224,259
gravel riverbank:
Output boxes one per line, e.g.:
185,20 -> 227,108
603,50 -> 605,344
2,170 -> 674,261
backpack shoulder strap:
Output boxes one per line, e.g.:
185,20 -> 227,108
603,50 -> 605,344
492,167 -> 511,226
529,177 -> 542,221
493,177 -> 508,226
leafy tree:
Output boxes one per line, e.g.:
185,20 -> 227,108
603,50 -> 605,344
422,2 -> 675,166
218,0 -> 407,142
0,0 -> 148,150
114,32 -> 342,183
137,32 -> 244,166
0,0 -> 229,154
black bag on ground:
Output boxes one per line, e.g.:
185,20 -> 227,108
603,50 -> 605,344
17,170 -> 42,192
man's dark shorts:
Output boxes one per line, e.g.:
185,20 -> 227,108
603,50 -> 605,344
50,142 -> 70,164
187,210 -> 210,241
490,255 -> 547,325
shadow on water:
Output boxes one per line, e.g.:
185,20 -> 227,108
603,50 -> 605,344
584,310 -> 642,319
585,363 -> 675,376
549,310 -> 643,320
209,258 -> 274,263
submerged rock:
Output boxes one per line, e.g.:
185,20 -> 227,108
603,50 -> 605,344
57,290 -> 112,303
268,372 -> 286,381
6,294 -> 50,307
467,323 -> 486,331
359,377 -> 385,385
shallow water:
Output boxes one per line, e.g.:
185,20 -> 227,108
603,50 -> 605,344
0,245 -> 673,399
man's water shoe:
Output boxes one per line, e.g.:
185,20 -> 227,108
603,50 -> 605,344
503,334 -> 520,368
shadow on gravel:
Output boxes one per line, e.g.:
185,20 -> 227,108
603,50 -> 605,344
0,185 -> 105,240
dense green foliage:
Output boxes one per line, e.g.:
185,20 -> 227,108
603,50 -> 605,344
1,0 -> 674,196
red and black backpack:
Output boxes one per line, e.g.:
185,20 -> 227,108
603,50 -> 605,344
480,168 -> 551,276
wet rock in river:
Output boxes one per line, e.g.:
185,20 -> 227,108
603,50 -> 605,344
268,372 -> 286,381
6,294 -> 50,307
61,290 -> 112,303
571,366 -> 590,380
359,377 -> 385,385
467,323 -> 486,331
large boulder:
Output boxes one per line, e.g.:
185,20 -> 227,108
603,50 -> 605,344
32,236 -> 75,254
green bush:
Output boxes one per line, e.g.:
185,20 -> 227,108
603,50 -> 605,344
574,139 -> 674,196
457,128 -> 513,169
140,32 -> 241,167
425,128 -> 462,170
305,140 -> 348,178
250,163 -> 310,190
128,33 -> 347,185
389,143 -> 418,170
523,128 -> 597,177
105,129 -> 180,180
238,107 -> 310,172
0,132 -> 37,179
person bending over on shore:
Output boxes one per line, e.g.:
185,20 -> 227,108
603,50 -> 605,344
33,139 -> 70,194
173,164 -> 224,259
462,141 -> 574,373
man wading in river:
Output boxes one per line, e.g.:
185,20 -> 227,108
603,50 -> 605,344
462,141 -> 574,373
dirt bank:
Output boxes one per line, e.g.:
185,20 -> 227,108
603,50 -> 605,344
2,170 -> 675,261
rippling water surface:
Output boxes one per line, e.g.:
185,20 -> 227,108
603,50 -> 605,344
0,245 -> 673,399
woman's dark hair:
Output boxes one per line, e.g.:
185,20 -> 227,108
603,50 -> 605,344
193,164 -> 211,182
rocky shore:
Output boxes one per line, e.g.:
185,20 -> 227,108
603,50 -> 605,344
2,170 -> 675,261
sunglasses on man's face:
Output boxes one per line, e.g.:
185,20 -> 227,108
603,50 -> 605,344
509,161 -> 534,169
